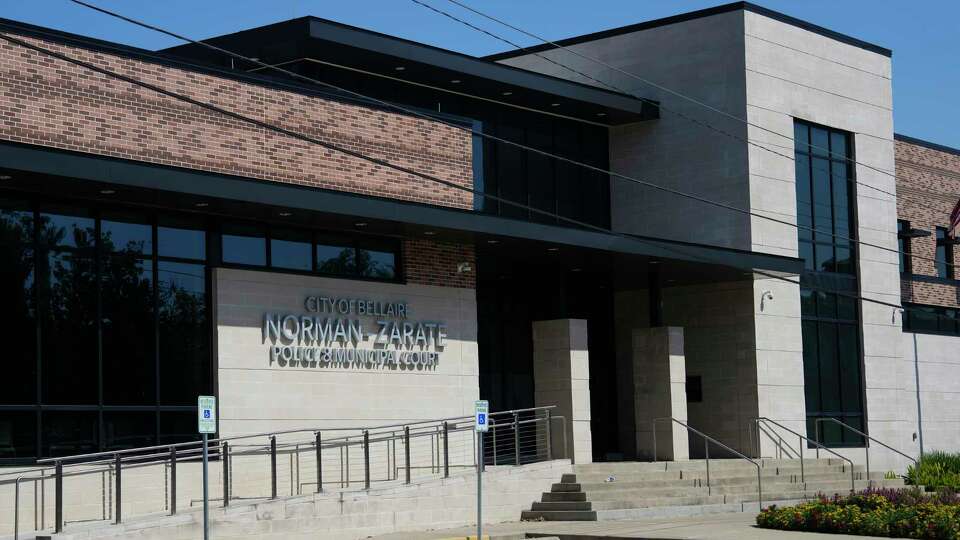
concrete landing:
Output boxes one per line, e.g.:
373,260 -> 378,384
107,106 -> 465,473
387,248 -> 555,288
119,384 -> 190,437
370,512 -> 890,539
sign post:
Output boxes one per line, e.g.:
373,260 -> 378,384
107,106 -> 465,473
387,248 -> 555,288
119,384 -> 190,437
474,400 -> 489,540
197,395 -> 217,540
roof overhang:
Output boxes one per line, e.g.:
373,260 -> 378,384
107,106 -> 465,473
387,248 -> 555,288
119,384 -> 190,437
162,17 -> 658,125
0,142 -> 801,282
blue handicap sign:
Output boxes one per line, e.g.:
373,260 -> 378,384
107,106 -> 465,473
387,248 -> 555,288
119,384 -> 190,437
477,413 -> 486,424
203,410 -> 211,419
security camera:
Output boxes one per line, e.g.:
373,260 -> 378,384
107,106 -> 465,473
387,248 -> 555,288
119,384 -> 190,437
760,290 -> 774,311
457,262 -> 473,273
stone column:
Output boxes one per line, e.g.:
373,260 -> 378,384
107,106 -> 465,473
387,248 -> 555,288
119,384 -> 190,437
633,327 -> 689,460
532,319 -> 592,464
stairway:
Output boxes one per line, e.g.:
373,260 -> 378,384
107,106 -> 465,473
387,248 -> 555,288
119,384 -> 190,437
522,458 -> 905,521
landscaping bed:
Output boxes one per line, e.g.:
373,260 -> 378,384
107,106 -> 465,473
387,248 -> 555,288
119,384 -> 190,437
756,487 -> 960,538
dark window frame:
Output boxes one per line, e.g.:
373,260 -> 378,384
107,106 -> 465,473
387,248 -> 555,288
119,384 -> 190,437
903,302 -> 960,337
0,195 -> 213,463
935,227 -> 955,280
897,220 -> 912,275
220,221 -> 404,284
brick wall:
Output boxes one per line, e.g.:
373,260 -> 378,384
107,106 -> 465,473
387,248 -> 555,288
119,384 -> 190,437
404,239 -> 476,289
0,31 -> 473,209
896,138 -> 960,307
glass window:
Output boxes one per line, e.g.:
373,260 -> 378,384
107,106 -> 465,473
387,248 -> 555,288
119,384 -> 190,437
936,227 -> 954,279
43,411 -> 98,457
159,411 -> 201,445
897,220 -> 911,274
317,241 -> 356,275
0,411 -> 36,461
101,215 -> 152,255
0,242 -> 36,405
270,229 -> 312,271
103,411 -> 156,451
159,221 -> 205,260
39,251 -> 98,404
101,256 -> 155,405
357,248 -> 396,280
38,210 -> 95,250
222,223 -> 266,266
904,303 -> 960,337
0,202 -> 33,245
158,262 -> 209,405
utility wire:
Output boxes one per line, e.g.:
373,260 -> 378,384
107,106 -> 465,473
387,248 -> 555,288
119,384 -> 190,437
0,27 -> 942,327
58,0 -> 954,272
423,0 -> 903,181
415,0 -> 960,233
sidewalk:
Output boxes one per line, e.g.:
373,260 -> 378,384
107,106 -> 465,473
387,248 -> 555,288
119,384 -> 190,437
371,512 -> 890,539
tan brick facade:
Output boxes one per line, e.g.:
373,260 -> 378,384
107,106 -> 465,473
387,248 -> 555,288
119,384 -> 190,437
403,239 -> 476,289
0,30 -> 479,289
0,31 -> 473,209
896,138 -> 960,308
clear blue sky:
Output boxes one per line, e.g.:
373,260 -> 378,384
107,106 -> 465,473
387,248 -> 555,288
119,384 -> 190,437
4,0 -> 959,148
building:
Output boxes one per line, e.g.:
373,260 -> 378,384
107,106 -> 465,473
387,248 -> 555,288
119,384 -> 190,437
0,1 -> 957,472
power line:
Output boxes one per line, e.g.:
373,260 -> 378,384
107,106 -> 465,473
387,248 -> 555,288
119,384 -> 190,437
58,0 -> 953,272
416,0 -> 955,222
0,27 -> 942,328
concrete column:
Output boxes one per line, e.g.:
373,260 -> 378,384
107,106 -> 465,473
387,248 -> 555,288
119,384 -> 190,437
633,327 -> 689,460
532,319 -> 592,464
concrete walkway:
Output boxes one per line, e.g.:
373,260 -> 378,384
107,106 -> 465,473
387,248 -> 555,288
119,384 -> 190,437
371,512 -> 890,539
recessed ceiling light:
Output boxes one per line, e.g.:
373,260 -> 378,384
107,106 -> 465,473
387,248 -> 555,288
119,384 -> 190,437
0,174 -> 12,180
571,268 -> 582,272
194,202 -> 209,208
486,239 -> 499,244
547,247 -> 559,252
450,79 -> 461,84
550,103 -> 560,107
279,211 -> 293,217
354,222 -> 368,228
394,66 -> 405,71
649,260 -> 660,265
99,189 -> 116,195
501,91 -> 513,96
423,231 -> 436,236
596,112 -> 607,117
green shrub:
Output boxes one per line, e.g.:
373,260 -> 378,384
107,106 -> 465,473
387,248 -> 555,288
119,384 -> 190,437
907,452 -> 960,490
756,488 -> 960,539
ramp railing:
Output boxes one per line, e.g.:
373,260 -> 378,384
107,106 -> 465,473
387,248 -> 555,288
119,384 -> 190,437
651,417 -> 763,507
813,417 -> 918,484
2,406 -> 566,538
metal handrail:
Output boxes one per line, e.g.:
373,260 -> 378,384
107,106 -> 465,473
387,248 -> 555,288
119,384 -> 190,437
16,405 -> 562,535
652,417 -> 762,507
752,417 -> 856,491
36,406 -> 555,465
814,417 -> 918,484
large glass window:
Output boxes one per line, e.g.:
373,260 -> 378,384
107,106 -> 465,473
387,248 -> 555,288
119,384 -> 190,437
897,220 -> 912,275
904,303 -> 960,336
936,227 -> 955,279
795,121 -> 864,447
0,200 -> 212,463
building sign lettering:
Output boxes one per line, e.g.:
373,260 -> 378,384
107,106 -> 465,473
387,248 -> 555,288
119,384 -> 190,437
263,295 -> 445,370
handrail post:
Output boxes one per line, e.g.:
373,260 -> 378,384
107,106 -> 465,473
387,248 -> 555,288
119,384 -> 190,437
55,461 -> 63,533
545,410 -> 553,461
363,430 -> 370,490
316,432 -> 323,493
270,436 -> 278,499
14,476 -> 21,540
404,426 -> 411,484
865,440 -> 871,486
169,447 -> 177,515
814,420 -> 821,459
799,434 -> 805,484
491,418 -> 497,466
513,412 -> 520,465
443,421 -> 450,478
222,441 -> 230,507
114,454 -> 122,524
757,466 -> 763,509
704,439 -> 711,495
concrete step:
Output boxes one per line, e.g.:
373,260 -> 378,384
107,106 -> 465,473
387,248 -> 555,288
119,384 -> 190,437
520,509 -> 597,521
574,458 -> 850,474
560,473 -> 577,483
550,482 -> 582,492
573,468 -> 870,486
577,473 -> 880,493
540,491 -> 587,502
583,478 -> 903,502
573,465 -> 865,482
531,500 -> 593,511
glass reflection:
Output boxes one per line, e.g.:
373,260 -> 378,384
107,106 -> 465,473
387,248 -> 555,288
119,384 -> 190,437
102,256 -> 154,405
159,261 -> 208,405
317,243 -> 356,275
